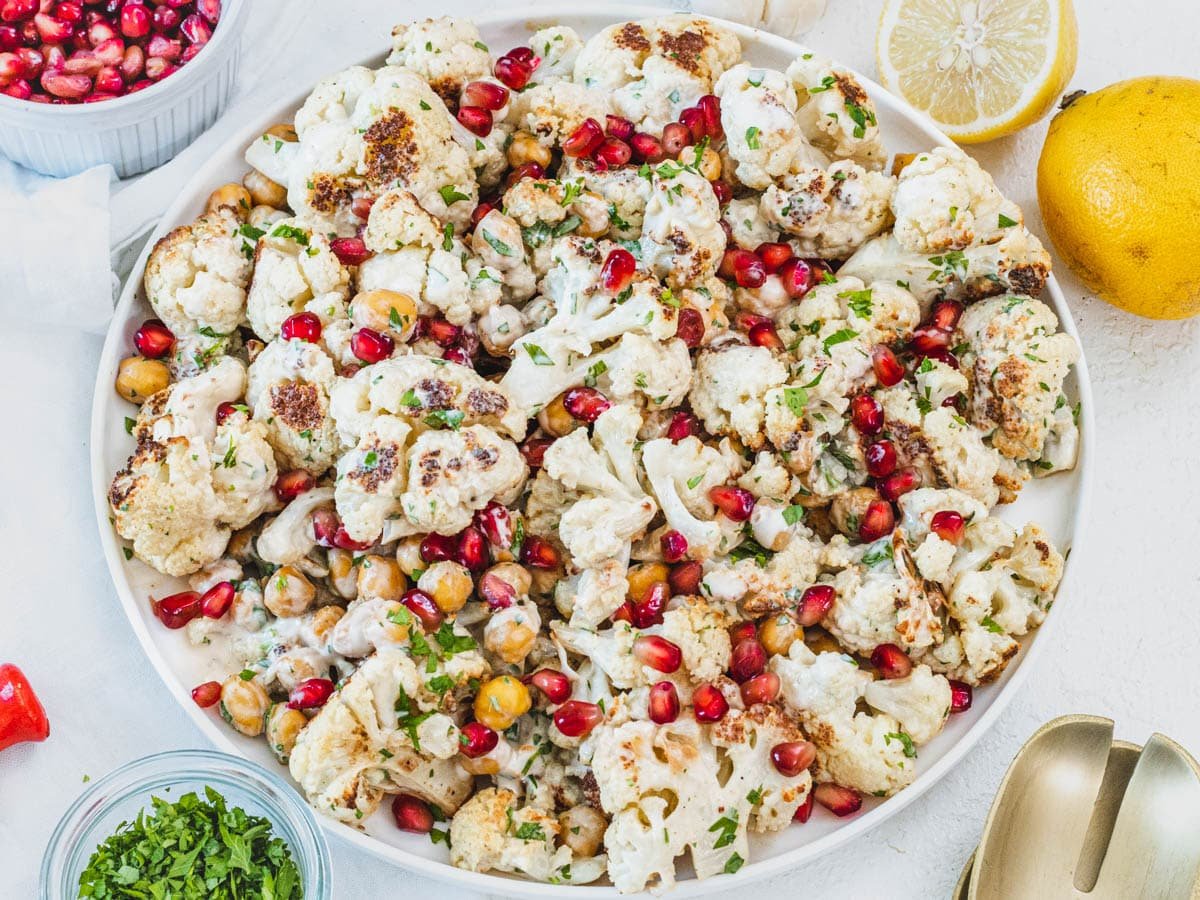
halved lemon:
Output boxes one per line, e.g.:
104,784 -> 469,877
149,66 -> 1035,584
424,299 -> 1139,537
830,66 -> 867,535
876,0 -> 1078,143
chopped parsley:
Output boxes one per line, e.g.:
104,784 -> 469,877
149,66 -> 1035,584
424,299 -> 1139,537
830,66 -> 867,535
438,185 -> 470,205
523,343 -> 555,366
514,822 -> 547,842
822,328 -> 858,354
269,223 -> 309,246
981,616 -> 1004,634
885,731 -> 917,758
745,126 -> 761,150
480,229 -> 513,257
423,409 -> 465,431
809,75 -> 836,93
840,289 -> 873,318
844,98 -> 876,139
782,505 -> 805,526
998,213 -> 1018,228
709,812 -> 739,849
724,853 -> 745,875
782,386 -> 809,416
442,222 -> 455,251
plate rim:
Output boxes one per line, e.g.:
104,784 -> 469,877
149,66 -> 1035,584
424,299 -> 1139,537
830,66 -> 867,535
88,5 -> 1097,896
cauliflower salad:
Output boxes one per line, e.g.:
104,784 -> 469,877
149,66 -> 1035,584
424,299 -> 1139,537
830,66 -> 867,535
108,14 -> 1080,893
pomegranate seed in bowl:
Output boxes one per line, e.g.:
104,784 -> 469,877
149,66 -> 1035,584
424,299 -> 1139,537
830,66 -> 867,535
748,320 -> 784,350
458,721 -> 499,758
865,440 -> 897,478
870,643 -> 913,679
199,581 -> 234,618
594,137 -> 631,167
455,527 -> 488,571
350,328 -> 394,364
648,681 -> 680,724
666,411 -> 699,442
563,386 -> 611,422
153,591 -> 200,629
850,394 -> 884,434
401,588 -> 444,632
493,51 -> 538,91
529,668 -> 571,704
392,794 -> 434,833
668,560 -> 703,596
273,469 -> 314,503
679,106 -> 705,142
878,467 -> 921,502
630,132 -> 664,163
660,122 -> 690,157
419,532 -> 456,563
692,683 -> 729,722
756,242 -> 794,273
133,319 -> 174,359
770,740 -> 817,777
520,536 -> 560,570
634,635 -> 683,673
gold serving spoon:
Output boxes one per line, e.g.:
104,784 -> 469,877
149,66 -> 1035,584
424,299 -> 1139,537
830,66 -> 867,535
955,715 -> 1200,899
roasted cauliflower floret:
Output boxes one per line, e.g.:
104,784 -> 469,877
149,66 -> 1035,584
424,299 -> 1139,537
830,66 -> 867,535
509,80 -> 610,149
256,486 -> 334,567
143,206 -> 252,337
641,435 -> 742,560
209,413 -> 279,530
599,333 -> 694,410
245,338 -> 339,475
639,166 -> 724,289
786,53 -> 885,170
386,17 -> 491,107
528,26 -> 584,82
700,527 -> 823,615
558,157 -> 652,241
715,64 -> 811,190
863,664 -> 953,745
688,343 -> 788,450
245,217 -> 350,341
334,415 -> 412,543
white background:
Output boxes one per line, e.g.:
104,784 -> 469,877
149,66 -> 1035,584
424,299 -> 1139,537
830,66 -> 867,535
2,1 -> 1197,897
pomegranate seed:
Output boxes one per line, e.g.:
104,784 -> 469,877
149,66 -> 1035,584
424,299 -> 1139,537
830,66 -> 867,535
660,122 -> 690,157
505,161 -> 544,188
711,180 -> 733,205
865,441 -> 897,478
287,677 -> 334,710
456,104 -> 492,137
605,114 -> 634,140
191,680 -> 221,708
594,136 -> 631,167
909,325 -> 951,354
794,791 -> 815,823
154,591 -> 200,629
0,25 -> 18,51
709,485 -> 755,522
280,311 -> 322,343
422,317 -> 461,348
633,635 -> 683,673
676,106 -> 704,142
469,201 -> 495,228
929,300 -> 964,331
668,561 -> 703,596
949,679 -> 973,712
93,63 -> 121,93
146,33 -> 180,61
0,0 -> 34,23
872,344 -> 905,386
442,346 -> 471,366
41,70 -> 89,98
132,319 -> 173,358
119,43 -> 143,80
458,721 -> 499,758
666,411 -> 699,442
462,79 -> 508,110
519,436 -> 552,469
553,700 -> 603,737
871,643 -> 913,680
776,257 -> 813,299
771,740 -> 817,777
117,3 -> 148,38
796,584 -> 836,627
922,346 -> 960,369
648,681 -> 680,724
214,401 -> 239,426
33,12 -> 71,42
62,50 -> 101,77
87,17 -> 116,43
329,236 -> 372,266
942,393 -> 965,411
15,44 -> 40,77
473,501 -> 513,548
858,501 -> 895,541
151,6 -> 179,32
562,117 -> 603,158
562,386 -> 611,423
659,529 -> 688,563
630,581 -> 668,629
674,307 -> 705,348
930,510 -> 966,545
350,195 -> 375,220
196,0 -> 221,25
351,328 -> 394,363
529,668 -> 571,704
725,248 -> 763,287
493,52 -> 536,90
310,508 -> 338,547
477,571 -> 516,609
814,783 -> 862,817
145,58 -> 177,81
755,242 -> 793,274
1,75 -> 29,98
55,2 -> 82,25
748,321 -> 784,351
392,794 -> 434,833
199,581 -> 234,618
740,671 -> 781,705
734,311 -> 773,333
729,639 -> 766,682
419,532 -> 456,564
878,467 -> 921,502
455,527 -> 488,571
697,94 -> 722,137
273,470 -> 314,503
520,535 -> 560,569
692,683 -> 729,722
850,395 -> 884,435
332,525 -> 372,551
401,588 -> 444,631
729,621 -> 757,645
92,37 -> 123,67
630,131 -> 664,163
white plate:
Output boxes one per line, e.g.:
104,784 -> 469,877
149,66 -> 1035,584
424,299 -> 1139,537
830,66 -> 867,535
89,6 -> 1095,896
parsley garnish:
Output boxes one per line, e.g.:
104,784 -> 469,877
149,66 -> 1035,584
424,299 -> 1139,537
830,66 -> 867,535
514,822 -> 547,842
724,853 -> 745,874
981,616 -> 1004,634
822,328 -> 858,354
480,229 -> 513,257
783,505 -> 805,525
998,213 -> 1018,228
745,126 -> 761,150
709,812 -> 739,849
423,409 -> 465,430
442,222 -> 455,251
269,223 -> 309,246
438,185 -> 470,205
841,289 -> 873,318
886,731 -> 917,758
523,343 -> 555,366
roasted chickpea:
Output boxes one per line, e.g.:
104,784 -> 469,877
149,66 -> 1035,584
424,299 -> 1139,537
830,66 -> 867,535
759,613 -> 800,656
350,290 -> 418,342
474,675 -> 531,731
627,563 -> 670,602
226,528 -> 256,563
115,356 -> 169,404
506,132 -> 552,170
418,561 -> 473,613
243,169 -> 288,208
830,487 -> 881,538
265,122 -> 299,142
460,754 -> 501,776
219,675 -> 270,737
483,562 -> 532,599
692,145 -> 721,181
805,627 -> 843,655
244,337 -> 267,364
537,393 -> 579,438
377,600 -> 411,643
307,604 -> 345,644
265,703 -> 308,763
327,548 -> 358,599
484,605 -> 539,665
559,805 -> 606,857
357,555 -> 408,601
205,183 -> 252,219
396,535 -> 425,577
272,650 -> 321,693
248,204 -> 288,230
891,152 -> 918,177
263,565 -> 316,617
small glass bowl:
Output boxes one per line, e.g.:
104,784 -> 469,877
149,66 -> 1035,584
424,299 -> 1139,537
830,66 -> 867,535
40,749 -> 331,899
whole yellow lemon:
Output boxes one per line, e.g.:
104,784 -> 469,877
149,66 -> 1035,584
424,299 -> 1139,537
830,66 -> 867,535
1038,76 -> 1200,319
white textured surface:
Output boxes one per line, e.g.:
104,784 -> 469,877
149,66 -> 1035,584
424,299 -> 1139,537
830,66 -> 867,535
1,1 -> 1197,898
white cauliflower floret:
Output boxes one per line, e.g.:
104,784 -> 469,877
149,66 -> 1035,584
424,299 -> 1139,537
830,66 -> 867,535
959,294 -> 1080,462
892,146 -> 1023,254
914,356 -> 969,410
289,648 -> 477,824
715,64 -> 811,190
509,80 -> 610,149
557,558 -> 629,629
689,343 -> 789,450
395,425 -> 526,537
449,788 -> 605,885
922,406 -> 1001,507
738,450 -> 797,500
898,487 -> 988,583
724,195 -> 780,250
132,356 -> 246,447
657,598 -> 732,683
528,27 -> 584,82
639,167 -> 724,289
642,436 -> 740,560
599,333 -> 693,410
362,187 -> 443,251
329,354 -> 524,444
245,217 -> 350,341
386,17 -> 491,107
700,528 -> 823,615
558,157 -> 652,241
209,415 -> 278,530
471,208 -> 538,302
863,664 -> 952,745
245,338 -> 339,475
760,160 -> 894,258
572,20 -> 652,91
255,486 -> 334,567
334,415 -> 412,543
614,55 -> 709,135
143,206 -> 251,337
786,53 -> 885,170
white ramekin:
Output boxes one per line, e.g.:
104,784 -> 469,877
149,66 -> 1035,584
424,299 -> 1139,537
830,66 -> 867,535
0,0 -> 248,178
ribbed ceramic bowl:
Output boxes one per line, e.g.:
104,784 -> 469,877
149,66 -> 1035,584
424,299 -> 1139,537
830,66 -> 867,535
0,0 -> 248,178
88,5 -> 1095,896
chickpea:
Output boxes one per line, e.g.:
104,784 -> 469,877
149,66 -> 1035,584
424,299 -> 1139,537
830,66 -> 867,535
529,566 -> 561,598
264,565 -> 316,617
115,356 -> 170,405
460,755 -> 501,776
830,487 -> 881,538
627,563 -> 670,603
265,122 -> 299,142
265,703 -> 308,763
205,183 -> 252,219
559,805 -> 606,858
243,338 -> 266,364
759,613 -> 800,656
307,604 -> 345,644
273,650 -> 321,692
248,204 -> 288,230
418,561 -> 473,613
474,675 -> 531,731
357,555 -> 408,601
349,290 -> 418,342
891,152 -> 918,178
226,528 -> 256,563
484,606 -> 538,665
377,600 -> 411,644
691,145 -> 722,181
537,393 -> 579,438
573,191 -> 610,239
805,627 -> 843,656
484,562 -> 532,599
327,548 -> 358,599
243,169 -> 288,209
506,132 -> 552,170
396,535 -> 425,577
219,675 -> 270,737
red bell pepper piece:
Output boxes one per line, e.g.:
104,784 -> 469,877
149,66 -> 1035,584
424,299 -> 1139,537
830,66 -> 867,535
0,664 -> 50,750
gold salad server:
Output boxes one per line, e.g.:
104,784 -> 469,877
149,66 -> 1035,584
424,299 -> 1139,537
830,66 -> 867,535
955,715 -> 1200,899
